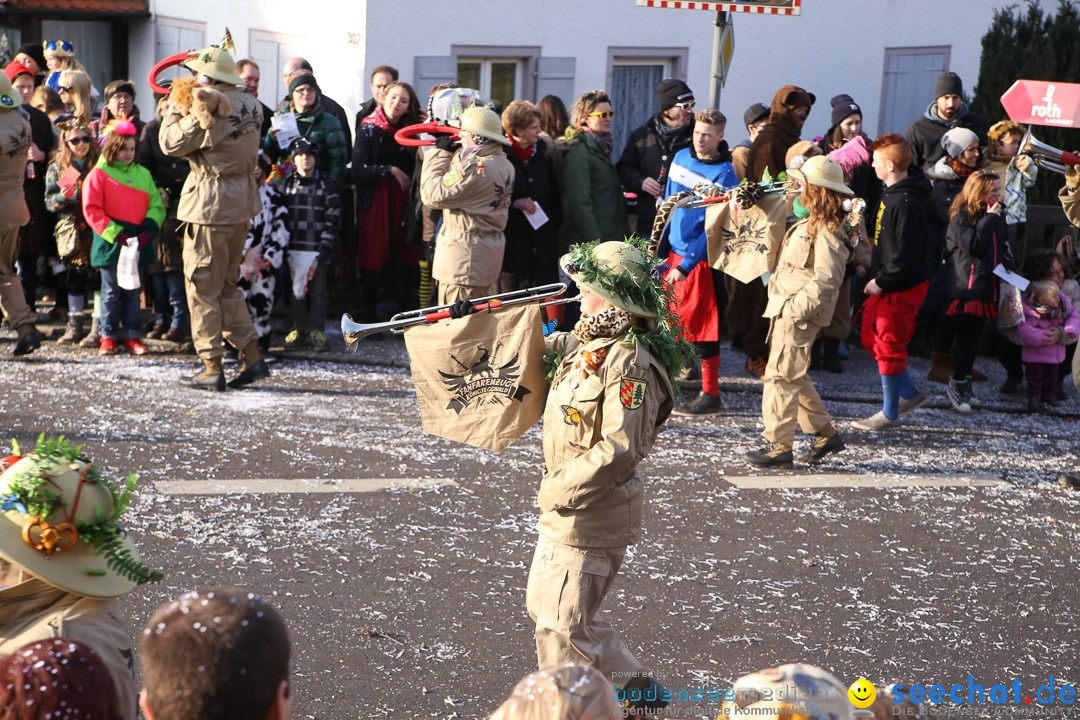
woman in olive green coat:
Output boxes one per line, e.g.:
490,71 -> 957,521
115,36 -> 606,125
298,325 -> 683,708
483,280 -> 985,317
557,90 -> 630,245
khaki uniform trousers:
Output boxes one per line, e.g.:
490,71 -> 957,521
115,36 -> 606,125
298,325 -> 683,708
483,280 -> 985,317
0,227 -> 35,331
762,317 -> 833,446
182,222 -> 258,361
436,283 -> 494,305
525,534 -> 646,682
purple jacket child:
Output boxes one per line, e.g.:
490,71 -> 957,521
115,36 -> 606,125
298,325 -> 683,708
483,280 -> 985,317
1016,291 -> 1080,364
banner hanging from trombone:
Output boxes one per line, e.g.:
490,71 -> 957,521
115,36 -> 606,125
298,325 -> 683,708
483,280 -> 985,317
705,194 -> 788,284
404,304 -> 547,452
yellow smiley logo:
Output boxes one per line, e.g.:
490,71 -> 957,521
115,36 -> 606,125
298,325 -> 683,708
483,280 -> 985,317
848,677 -> 876,709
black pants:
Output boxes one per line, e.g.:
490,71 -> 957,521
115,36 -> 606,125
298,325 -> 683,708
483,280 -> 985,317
951,314 -> 986,380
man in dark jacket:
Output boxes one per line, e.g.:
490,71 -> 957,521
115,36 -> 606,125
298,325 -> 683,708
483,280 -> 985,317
354,65 -> 399,137
617,78 -> 694,240
904,71 -> 990,176
733,84 -> 814,377
854,134 -> 932,431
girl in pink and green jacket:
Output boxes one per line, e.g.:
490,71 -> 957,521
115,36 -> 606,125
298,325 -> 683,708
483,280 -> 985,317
82,121 -> 165,355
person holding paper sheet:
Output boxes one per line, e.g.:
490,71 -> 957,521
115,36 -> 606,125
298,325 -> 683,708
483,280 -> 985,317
499,100 -> 562,295
81,121 -> 164,356
941,169 -> 1013,413
281,137 -> 341,352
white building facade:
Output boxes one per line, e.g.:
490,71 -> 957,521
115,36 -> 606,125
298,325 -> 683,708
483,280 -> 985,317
128,0 -> 1054,153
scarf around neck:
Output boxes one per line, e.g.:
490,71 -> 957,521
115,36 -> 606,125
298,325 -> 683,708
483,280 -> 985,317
363,106 -> 395,132
947,156 -> 976,180
586,129 -> 613,158
573,306 -> 633,344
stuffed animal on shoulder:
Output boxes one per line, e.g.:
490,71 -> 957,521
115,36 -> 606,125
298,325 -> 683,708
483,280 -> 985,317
169,75 -> 232,129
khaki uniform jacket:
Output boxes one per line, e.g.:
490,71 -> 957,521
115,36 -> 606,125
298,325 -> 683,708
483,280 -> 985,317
0,109 -> 30,232
764,218 -> 850,335
421,143 -> 514,287
537,332 -> 674,549
0,578 -> 137,720
159,86 -> 263,226
1060,186 -> 1080,227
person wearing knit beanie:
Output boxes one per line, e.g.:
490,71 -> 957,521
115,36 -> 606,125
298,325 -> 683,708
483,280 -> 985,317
14,44 -> 47,77
287,72 -> 319,98
655,78 -> 693,112
936,71 -> 964,100
616,78 -> 695,244
941,127 -> 979,160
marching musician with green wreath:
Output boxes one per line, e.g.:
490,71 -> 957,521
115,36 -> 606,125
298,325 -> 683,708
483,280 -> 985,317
521,238 -> 686,713
0,436 -> 162,720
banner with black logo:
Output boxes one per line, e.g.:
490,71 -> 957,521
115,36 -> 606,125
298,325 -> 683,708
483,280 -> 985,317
404,304 -> 546,452
705,194 -> 788,284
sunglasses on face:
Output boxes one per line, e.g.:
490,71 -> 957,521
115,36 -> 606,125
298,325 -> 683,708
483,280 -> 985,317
58,86 -> 71,93
674,101 -> 696,110
67,136 -> 92,145
588,110 -> 615,119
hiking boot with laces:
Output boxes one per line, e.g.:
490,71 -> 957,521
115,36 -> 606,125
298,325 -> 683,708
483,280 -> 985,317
309,330 -> 328,352
674,360 -> 701,389
746,441 -> 793,467
672,391 -> 722,416
800,431 -> 846,464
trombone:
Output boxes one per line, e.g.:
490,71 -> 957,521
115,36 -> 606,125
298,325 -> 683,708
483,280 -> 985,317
341,283 -> 577,351
1019,129 -> 1080,174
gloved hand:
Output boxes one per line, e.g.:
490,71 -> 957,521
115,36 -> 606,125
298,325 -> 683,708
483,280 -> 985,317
734,182 -> 764,210
114,231 -> 131,245
448,299 -> 474,319
434,134 -> 459,152
136,232 -> 151,250
1066,160 -> 1080,190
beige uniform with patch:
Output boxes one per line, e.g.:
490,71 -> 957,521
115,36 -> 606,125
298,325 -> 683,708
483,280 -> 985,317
0,108 -> 35,333
0,578 -> 138,720
160,86 -> 263,361
761,219 -> 849,445
525,331 -> 673,680
420,143 -> 514,303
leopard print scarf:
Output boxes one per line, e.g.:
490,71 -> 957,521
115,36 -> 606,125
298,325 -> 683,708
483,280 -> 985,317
573,306 -> 633,343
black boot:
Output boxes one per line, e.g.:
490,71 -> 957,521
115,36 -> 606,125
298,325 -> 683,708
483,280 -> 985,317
13,326 -> 42,356
181,357 -> 226,392
228,341 -> 271,388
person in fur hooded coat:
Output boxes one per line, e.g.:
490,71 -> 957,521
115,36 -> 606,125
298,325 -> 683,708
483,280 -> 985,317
746,84 -> 815,184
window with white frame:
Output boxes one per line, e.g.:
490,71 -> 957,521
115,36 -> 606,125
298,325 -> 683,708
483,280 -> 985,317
457,57 -> 524,109
155,18 -> 205,85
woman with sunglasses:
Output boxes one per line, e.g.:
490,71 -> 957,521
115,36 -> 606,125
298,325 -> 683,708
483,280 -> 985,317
559,90 -> 630,246
44,120 -> 100,345
57,69 -> 94,125
617,78 -> 695,240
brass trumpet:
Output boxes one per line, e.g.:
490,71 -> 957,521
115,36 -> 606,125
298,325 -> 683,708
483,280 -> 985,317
341,283 -> 576,352
1020,129 -> 1080,174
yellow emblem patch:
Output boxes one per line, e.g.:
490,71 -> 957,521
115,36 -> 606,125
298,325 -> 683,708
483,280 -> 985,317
442,169 -> 462,187
561,405 -> 582,426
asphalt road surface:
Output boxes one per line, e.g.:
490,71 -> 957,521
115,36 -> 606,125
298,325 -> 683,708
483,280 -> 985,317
1,328 -> 1077,719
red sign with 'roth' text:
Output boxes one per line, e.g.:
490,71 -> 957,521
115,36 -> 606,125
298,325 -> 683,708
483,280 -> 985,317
1000,80 -> 1080,127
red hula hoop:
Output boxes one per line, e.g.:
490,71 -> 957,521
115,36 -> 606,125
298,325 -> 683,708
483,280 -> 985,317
394,122 -> 460,147
148,51 -> 195,94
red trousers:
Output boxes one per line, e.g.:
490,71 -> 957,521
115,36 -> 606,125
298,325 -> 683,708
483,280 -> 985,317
860,281 -> 928,376
667,252 -> 718,343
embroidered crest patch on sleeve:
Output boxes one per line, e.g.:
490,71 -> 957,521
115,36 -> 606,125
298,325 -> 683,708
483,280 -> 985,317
442,169 -> 462,187
619,377 -> 647,410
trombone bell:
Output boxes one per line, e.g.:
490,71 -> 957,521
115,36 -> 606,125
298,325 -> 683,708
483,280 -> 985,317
1020,129 -> 1080,175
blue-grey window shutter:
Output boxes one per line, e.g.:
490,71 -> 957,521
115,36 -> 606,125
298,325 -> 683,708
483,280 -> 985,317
536,57 -> 575,105
414,56 -> 457,102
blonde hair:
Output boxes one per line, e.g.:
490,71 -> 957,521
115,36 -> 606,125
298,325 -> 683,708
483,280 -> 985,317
59,69 -> 93,124
489,664 -> 622,720
569,90 -> 611,131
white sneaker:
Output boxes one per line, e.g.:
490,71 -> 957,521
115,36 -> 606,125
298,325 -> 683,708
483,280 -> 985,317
852,411 -> 900,431
947,379 -> 972,414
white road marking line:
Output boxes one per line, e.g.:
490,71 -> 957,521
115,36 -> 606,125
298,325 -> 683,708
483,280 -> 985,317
154,478 -> 457,495
725,474 -> 1001,489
